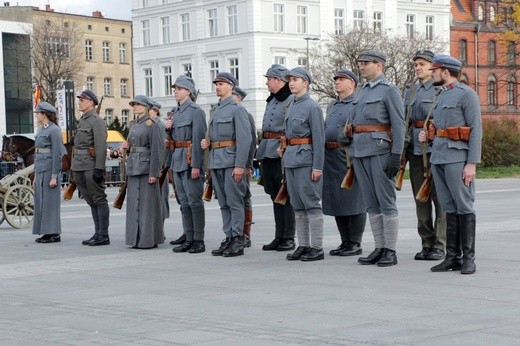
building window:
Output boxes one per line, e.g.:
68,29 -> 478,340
142,20 -> 150,46
182,63 -> 192,76
406,14 -> 415,39
209,60 -> 219,89
88,24 -> 92,30
297,57 -> 307,67
487,77 -> 496,106
353,10 -> 365,30
86,77 -> 94,91
144,68 -> 153,96
490,6 -> 496,22
425,16 -> 434,40
334,9 -> 344,35
426,0 -> 432,2
208,8 -> 218,37
119,43 -> 127,63
507,42 -> 516,65
297,6 -> 308,34
163,66 -> 173,96
121,109 -> 129,126
120,78 -> 128,97
459,39 -> 467,64
161,17 -> 171,44
103,78 -> 112,96
373,12 -> 383,32
105,26 -> 109,32
507,76 -> 516,105
487,41 -> 496,65
85,39 -> 93,61
44,36 -> 70,58
229,58 -> 239,82
162,0 -> 169,3
104,109 -> 113,125
122,28 -> 125,34
102,41 -> 110,62
274,56 -> 285,65
227,5 -> 238,34
181,13 -> 190,41
274,4 -> 284,32
142,0 -> 149,7
478,5 -> 484,21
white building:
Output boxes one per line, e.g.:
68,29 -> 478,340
132,0 -> 451,124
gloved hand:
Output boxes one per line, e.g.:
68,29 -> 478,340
384,153 -> 401,179
93,169 -> 104,184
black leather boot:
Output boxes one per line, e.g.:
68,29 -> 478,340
212,237 -> 231,256
223,236 -> 244,257
460,213 -> 476,274
276,238 -> 295,251
329,241 -> 348,256
188,241 -> 205,253
358,248 -> 384,265
300,248 -> 324,261
88,234 -> 110,246
431,213 -> 462,272
339,242 -> 362,256
82,234 -> 97,245
286,246 -> 311,260
262,237 -> 282,251
172,241 -> 193,253
377,248 -> 398,267
170,234 -> 186,245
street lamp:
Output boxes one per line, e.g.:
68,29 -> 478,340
303,37 -> 320,70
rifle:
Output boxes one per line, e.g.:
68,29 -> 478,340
113,147 -> 127,209
415,169 -> 432,203
274,136 -> 288,205
202,119 -> 213,202
395,83 -> 417,191
340,141 -> 354,190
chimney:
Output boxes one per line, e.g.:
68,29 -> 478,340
92,11 -> 104,18
45,4 -> 54,12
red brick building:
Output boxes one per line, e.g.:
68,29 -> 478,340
451,0 -> 519,119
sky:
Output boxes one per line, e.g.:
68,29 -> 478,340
5,0 -> 132,20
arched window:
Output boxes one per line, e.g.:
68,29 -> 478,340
507,41 -> 516,65
490,6 -> 496,22
487,76 -> 497,106
507,76 -> 517,106
487,41 -> 496,65
478,5 -> 484,21
459,39 -> 467,64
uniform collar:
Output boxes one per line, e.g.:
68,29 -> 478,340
136,114 -> 151,123
363,74 -> 386,89
294,92 -> 310,102
420,78 -> 434,91
337,93 -> 355,103
178,98 -> 193,112
218,95 -> 234,107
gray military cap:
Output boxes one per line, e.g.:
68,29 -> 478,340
173,75 -> 197,95
413,49 -> 435,63
76,89 -> 99,105
333,69 -> 359,86
264,64 -> 289,82
286,67 -> 312,84
129,95 -> 152,108
232,86 -> 247,100
34,101 -> 57,114
213,72 -> 238,87
150,100 -> 162,110
430,54 -> 463,72
357,50 -> 387,64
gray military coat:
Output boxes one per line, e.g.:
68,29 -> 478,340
71,109 -> 107,171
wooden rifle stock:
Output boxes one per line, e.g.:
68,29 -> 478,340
341,165 -> 355,190
415,169 -> 432,203
63,180 -> 76,200
113,180 -> 127,209
202,171 -> 213,202
395,153 -> 408,191
274,178 -> 288,205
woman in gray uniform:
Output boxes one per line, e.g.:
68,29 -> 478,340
33,102 -> 66,243
124,95 -> 164,249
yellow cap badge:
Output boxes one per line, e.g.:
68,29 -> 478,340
146,119 -> 153,127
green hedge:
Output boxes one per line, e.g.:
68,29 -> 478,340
481,118 -> 520,167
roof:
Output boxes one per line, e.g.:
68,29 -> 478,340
452,0 -> 475,23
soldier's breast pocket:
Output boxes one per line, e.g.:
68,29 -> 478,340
76,127 -> 93,142
175,119 -> 193,139
362,97 -> 384,120
420,99 -> 434,116
440,100 -> 463,120
216,116 -> 234,138
290,117 -> 308,136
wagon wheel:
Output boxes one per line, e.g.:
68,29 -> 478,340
3,184 -> 34,229
0,207 -> 4,225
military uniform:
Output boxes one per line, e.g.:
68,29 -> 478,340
255,64 -> 296,251
150,101 -> 170,223
323,88 -> 366,256
33,103 -> 66,241
72,90 -> 110,245
125,96 -> 164,249
351,50 -> 405,266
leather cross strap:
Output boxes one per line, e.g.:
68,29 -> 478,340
262,132 -> 284,139
325,141 -> 341,149
174,140 -> 191,148
353,124 -> 391,133
210,140 -> 236,149
287,137 -> 312,145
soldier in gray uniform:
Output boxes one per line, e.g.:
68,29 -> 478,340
166,75 -> 207,254
200,72 -> 252,257
350,50 -> 405,267
280,67 -> 325,262
124,95 -> 164,249
33,102 -> 66,243
232,86 -> 257,248
403,50 -> 446,261
323,69 -> 367,257
73,90 -> 110,246
255,64 -> 296,252
419,55 -> 482,275
149,100 -> 170,225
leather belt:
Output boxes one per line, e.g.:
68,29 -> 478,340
35,148 -> 51,154
353,124 -> 391,133
262,132 -> 283,139
325,141 -> 340,149
129,146 -> 150,153
413,121 -> 426,128
287,138 -> 312,145
174,140 -> 191,148
210,140 -> 236,149
72,149 -> 90,155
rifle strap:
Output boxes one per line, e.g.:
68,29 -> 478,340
421,88 -> 443,176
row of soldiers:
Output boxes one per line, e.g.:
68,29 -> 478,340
70,48 -> 481,274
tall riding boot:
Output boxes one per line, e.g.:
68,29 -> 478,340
460,213 -> 476,274
243,209 -> 253,247
189,206 -> 205,254
330,216 -> 349,255
264,203 -> 285,250
431,213 -> 462,272
180,205 -> 194,242
83,206 -> 100,245
90,203 -> 110,246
